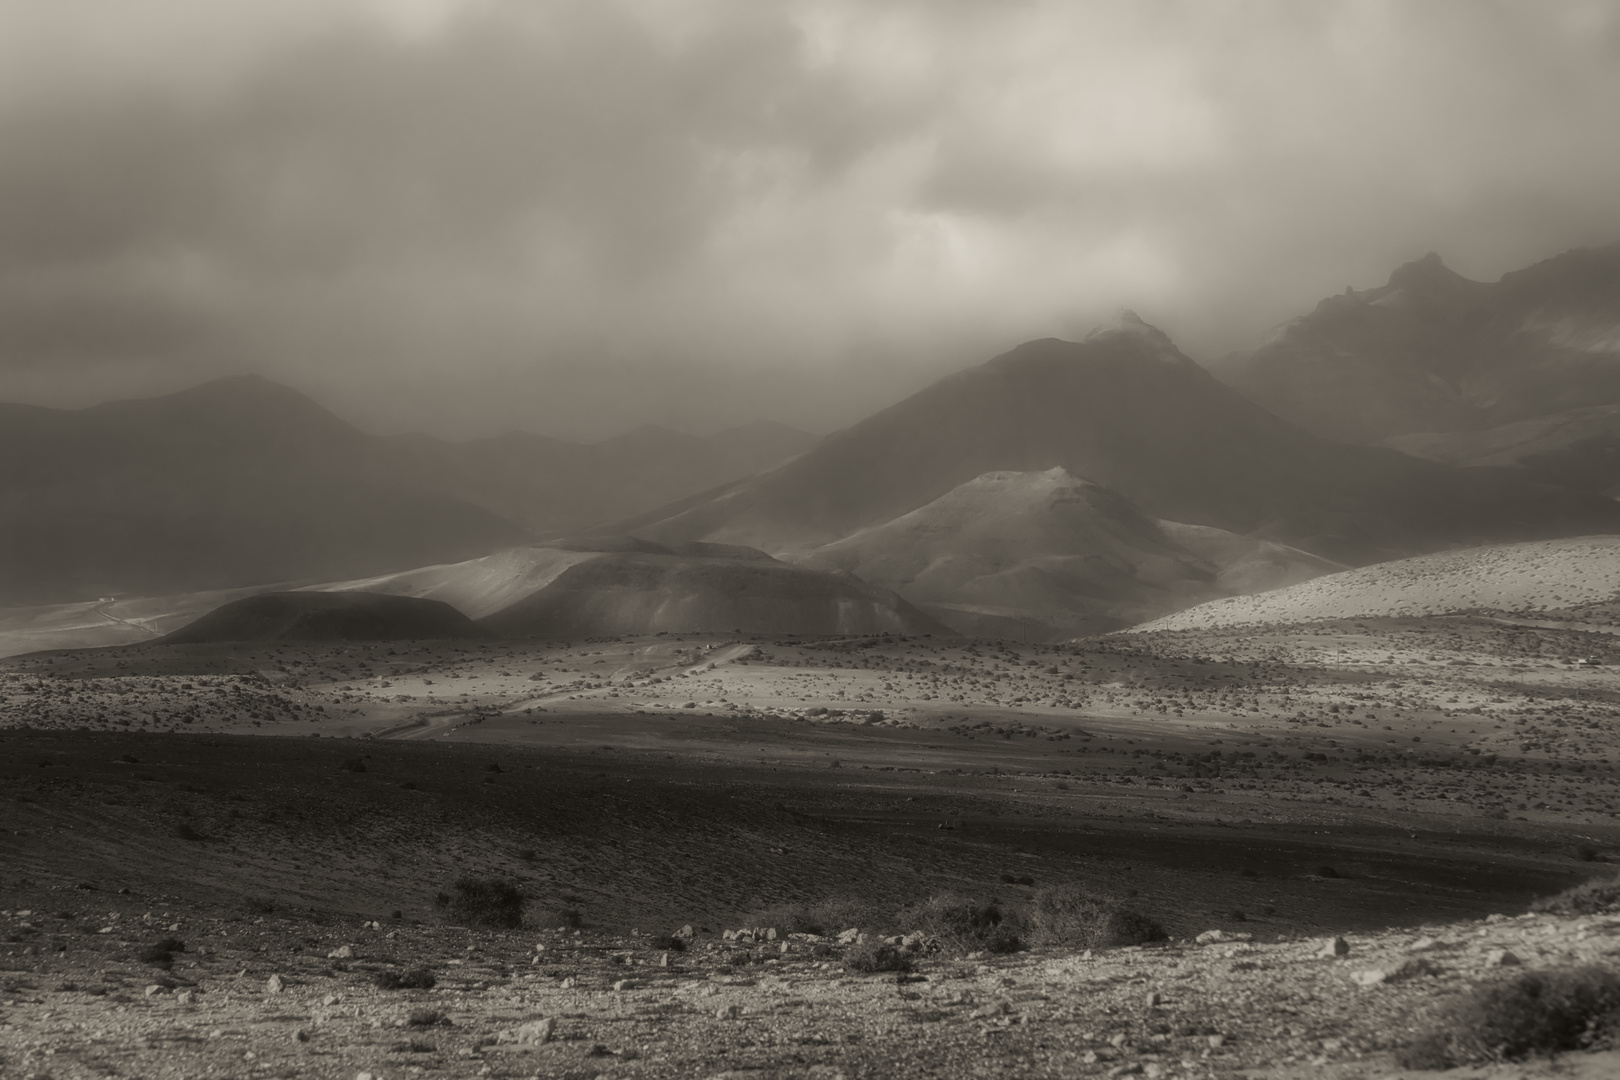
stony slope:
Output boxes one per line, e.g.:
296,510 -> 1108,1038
1131,536 -> 1620,632
799,468 -> 1341,637
615,318 -> 1620,569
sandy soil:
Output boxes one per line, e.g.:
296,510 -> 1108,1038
6,621 -> 1620,1075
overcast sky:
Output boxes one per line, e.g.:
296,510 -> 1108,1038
2,0 -> 1618,439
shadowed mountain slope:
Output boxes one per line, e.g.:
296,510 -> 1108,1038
0,377 -> 524,606
0,377 -> 815,606
1131,536 -> 1620,632
161,591 -> 486,644
613,318 -> 1620,569
316,539 -> 951,639
1219,244 -> 1620,444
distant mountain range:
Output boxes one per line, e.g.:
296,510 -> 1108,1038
0,377 -> 816,605
7,241 -> 1619,639
1215,244 -> 1620,493
615,314 -> 1620,569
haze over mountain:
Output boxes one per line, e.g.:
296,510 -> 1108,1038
799,467 -> 1341,638
1217,244 -> 1620,449
0,376 -> 814,605
616,316 -> 1620,573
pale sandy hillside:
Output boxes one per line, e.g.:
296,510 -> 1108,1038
799,467 -> 1341,637
1130,535 -> 1620,632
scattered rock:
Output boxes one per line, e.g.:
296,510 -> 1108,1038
176,990 -> 194,1005
1195,929 -> 1252,945
1484,948 -> 1521,967
1319,936 -> 1350,959
327,945 -> 354,959
266,974 -> 285,994
143,984 -> 161,997
497,1018 -> 556,1045
716,1003 -> 742,1020
837,928 -> 860,944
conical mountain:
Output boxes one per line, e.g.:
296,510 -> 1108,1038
614,323 -> 1620,569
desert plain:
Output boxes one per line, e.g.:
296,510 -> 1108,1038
7,607 -> 1620,1079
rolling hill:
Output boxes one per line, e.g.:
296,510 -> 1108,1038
160,591 -> 487,644
612,316 -> 1620,570
1129,536 -> 1620,632
798,467 -> 1342,637
317,538 -> 951,639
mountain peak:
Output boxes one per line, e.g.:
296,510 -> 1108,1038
1082,309 -> 1186,364
1384,251 -> 1477,295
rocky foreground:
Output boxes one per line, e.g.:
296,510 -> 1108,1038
5,887 -> 1620,1080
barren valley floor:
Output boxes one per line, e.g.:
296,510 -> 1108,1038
5,618 -> 1620,1077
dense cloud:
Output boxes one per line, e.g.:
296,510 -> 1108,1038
2,0 -> 1618,437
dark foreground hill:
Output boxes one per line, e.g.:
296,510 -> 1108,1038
321,538 -> 952,638
161,591 -> 487,644
614,317 -> 1620,569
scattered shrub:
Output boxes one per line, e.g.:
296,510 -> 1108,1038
649,933 -> 687,952
747,898 -> 889,937
530,905 -> 583,930
173,822 -> 203,842
340,758 -> 366,773
375,968 -> 437,990
904,893 -> 1023,955
137,937 -> 186,966
243,896 -> 275,915
441,877 -> 525,929
1531,872 -> 1620,916
1398,966 -> 1620,1068
1315,865 -> 1340,879
845,941 -> 913,974
1028,884 -> 1167,950
407,1008 -> 450,1027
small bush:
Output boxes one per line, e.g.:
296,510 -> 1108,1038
1028,884 -> 1167,949
407,1008 -> 451,1027
442,877 -> 525,929
243,896 -> 275,915
649,933 -> 687,952
846,941 -> 913,974
137,937 -> 186,966
748,898 -> 889,937
340,758 -> 366,773
1315,865 -> 1340,879
173,822 -> 203,842
530,905 -> 583,930
1532,872 -> 1620,916
1398,966 -> 1620,1068
905,893 -> 1023,955
375,967 -> 437,990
